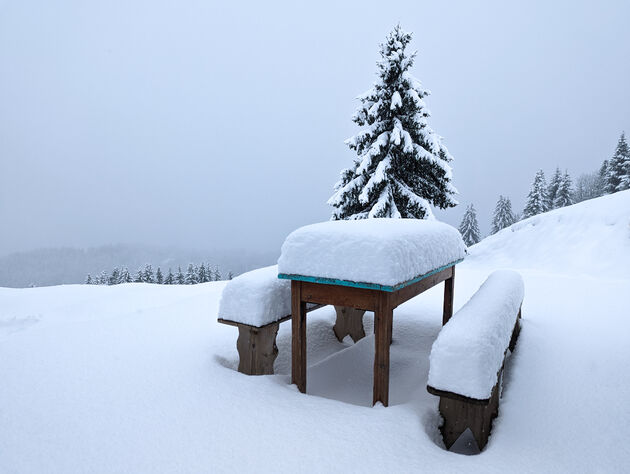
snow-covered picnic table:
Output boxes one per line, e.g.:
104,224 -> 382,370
278,218 -> 465,406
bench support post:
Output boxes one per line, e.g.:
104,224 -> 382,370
443,267 -> 455,325
439,379 -> 500,451
292,280 -> 307,393
236,323 -> 280,375
373,292 -> 393,406
333,306 -> 366,343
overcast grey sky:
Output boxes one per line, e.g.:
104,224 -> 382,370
1,0 -> 629,256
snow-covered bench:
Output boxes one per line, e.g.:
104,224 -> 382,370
217,265 -> 364,375
427,270 -> 524,452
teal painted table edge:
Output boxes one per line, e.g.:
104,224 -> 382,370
278,258 -> 464,293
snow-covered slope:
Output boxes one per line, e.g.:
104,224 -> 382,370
1,192 -> 629,473
468,190 -> 630,278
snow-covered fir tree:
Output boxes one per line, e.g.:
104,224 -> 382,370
523,170 -> 549,218
214,266 -> 222,281
458,204 -> 480,247
573,172 -> 598,203
491,195 -> 515,234
198,263 -> 208,283
175,266 -> 185,285
227,271 -> 234,280
554,171 -> 573,208
606,132 -> 630,193
164,268 -> 174,285
547,167 -> 562,209
134,268 -> 144,283
120,267 -> 132,283
85,274 -> 93,284
185,264 -> 197,285
328,25 -> 457,220
596,160 -> 609,197
156,267 -> 163,284
108,267 -> 120,285
143,264 -> 155,284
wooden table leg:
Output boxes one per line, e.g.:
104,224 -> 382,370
291,280 -> 307,393
442,266 -> 455,325
373,292 -> 393,406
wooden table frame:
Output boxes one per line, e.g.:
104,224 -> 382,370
289,264 -> 456,407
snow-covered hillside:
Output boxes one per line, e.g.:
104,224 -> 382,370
468,190 -> 630,278
1,192 -> 629,473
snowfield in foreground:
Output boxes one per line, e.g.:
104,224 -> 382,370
1,191 -> 629,473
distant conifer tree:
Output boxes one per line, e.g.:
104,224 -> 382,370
554,171 -> 574,208
120,267 -> 132,283
523,170 -> 549,218
491,195 -> 515,234
595,160 -> 609,197
156,267 -> 163,284
227,271 -> 234,280
458,204 -> 481,247
142,264 -> 155,284
175,266 -> 185,285
185,264 -> 197,285
85,274 -> 93,284
606,132 -> 630,193
134,268 -> 144,283
198,263 -> 208,283
547,167 -> 562,209
164,268 -> 174,285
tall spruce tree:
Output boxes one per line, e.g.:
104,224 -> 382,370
459,204 -> 480,247
606,132 -> 630,193
491,195 -> 515,234
523,170 -> 549,218
328,25 -> 457,220
547,167 -> 562,209
554,171 -> 574,208
143,264 -> 155,284
85,274 -> 93,284
198,263 -> 208,283
134,268 -> 144,283
156,267 -> 163,284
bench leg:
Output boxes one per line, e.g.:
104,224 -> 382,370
509,306 -> 522,352
443,267 -> 455,325
439,379 -> 500,451
236,323 -> 279,375
291,280 -> 307,394
333,306 -> 366,343
373,293 -> 393,406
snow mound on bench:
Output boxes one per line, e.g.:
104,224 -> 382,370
218,265 -> 290,327
428,269 -> 524,400
278,219 -> 465,288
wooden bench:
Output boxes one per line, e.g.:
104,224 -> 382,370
426,270 -> 524,452
217,265 -> 367,375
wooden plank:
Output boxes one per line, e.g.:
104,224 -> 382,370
373,292 -> 393,406
442,267 -> 455,325
391,266 -> 454,309
426,385 -> 491,406
291,280 -> 307,393
217,303 -> 325,329
300,280 -> 379,311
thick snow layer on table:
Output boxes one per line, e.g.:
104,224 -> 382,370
277,218 -> 465,287
2,193 -> 630,472
428,270 -> 524,400
218,265 -> 290,326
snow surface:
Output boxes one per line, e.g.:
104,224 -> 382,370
218,265 -> 290,326
1,191 -> 630,472
428,270 -> 524,400
278,218 -> 465,287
